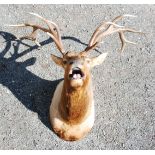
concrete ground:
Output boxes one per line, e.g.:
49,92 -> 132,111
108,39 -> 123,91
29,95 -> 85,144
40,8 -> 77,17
0,4 -> 155,149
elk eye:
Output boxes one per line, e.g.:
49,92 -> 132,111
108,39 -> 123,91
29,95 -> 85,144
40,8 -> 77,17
63,60 -> 67,64
69,61 -> 73,65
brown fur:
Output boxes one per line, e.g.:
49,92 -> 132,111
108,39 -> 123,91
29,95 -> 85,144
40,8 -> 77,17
53,127 -> 80,141
50,79 -> 94,141
53,126 -> 92,141
59,75 -> 91,125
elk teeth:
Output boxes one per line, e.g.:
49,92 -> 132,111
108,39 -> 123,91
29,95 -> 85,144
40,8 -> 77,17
77,74 -> 81,78
73,74 -> 77,79
72,74 -> 81,79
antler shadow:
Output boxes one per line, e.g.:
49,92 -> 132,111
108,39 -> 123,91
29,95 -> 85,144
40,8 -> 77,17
0,31 -> 89,129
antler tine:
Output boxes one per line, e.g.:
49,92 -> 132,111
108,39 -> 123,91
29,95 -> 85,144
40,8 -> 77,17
86,22 -> 107,48
7,23 -> 47,46
112,14 -> 137,23
87,21 -> 125,49
84,14 -> 141,53
87,14 -> 136,47
29,12 -> 65,54
95,26 -> 142,53
8,13 -> 65,55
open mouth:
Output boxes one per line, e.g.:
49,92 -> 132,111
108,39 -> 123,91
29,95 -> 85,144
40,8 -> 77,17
69,67 -> 85,80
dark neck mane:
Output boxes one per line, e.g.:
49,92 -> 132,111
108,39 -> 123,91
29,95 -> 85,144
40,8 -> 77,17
59,78 -> 92,125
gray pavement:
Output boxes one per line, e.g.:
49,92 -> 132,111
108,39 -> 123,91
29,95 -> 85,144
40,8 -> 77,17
0,4 -> 155,149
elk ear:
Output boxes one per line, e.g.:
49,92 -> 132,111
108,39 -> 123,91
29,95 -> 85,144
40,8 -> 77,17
51,54 -> 63,68
90,52 -> 108,68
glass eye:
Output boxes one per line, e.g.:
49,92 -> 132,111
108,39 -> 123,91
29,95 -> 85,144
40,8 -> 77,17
63,60 -> 67,64
69,61 -> 73,65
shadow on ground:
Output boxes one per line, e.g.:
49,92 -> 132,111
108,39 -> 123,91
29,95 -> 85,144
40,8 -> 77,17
0,31 -> 91,130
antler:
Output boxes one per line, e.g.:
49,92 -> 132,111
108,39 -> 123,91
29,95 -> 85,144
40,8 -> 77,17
84,14 -> 142,53
8,13 -> 65,55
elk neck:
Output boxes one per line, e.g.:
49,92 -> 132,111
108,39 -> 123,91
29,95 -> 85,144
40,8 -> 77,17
59,75 -> 93,125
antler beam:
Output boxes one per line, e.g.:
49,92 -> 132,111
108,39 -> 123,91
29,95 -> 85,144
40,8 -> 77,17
84,14 -> 142,53
8,13 -> 65,55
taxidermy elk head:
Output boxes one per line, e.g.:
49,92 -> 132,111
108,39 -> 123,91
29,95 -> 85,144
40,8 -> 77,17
9,13 -> 142,141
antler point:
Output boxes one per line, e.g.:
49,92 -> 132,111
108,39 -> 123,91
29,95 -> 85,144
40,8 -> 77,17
123,14 -> 137,18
